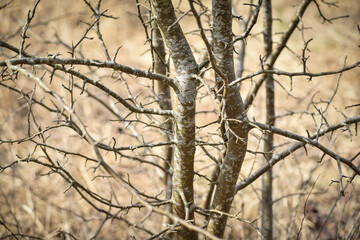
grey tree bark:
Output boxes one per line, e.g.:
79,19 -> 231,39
206,0 -> 250,237
1,0 -> 359,239
151,0 -> 199,239
151,22 -> 174,231
261,0 -> 274,239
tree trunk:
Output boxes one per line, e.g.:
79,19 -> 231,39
151,22 -> 174,231
151,0 -> 199,239
206,0 -> 250,237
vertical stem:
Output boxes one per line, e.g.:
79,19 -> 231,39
244,0 -> 312,109
151,22 -> 173,230
261,0 -> 274,239
206,0 -> 249,237
151,0 -> 199,239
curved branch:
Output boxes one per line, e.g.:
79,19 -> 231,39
247,118 -> 360,174
229,60 -> 360,86
2,62 -> 172,117
244,0 -> 312,108
233,0 -> 263,43
0,54 -> 177,90
0,41 -> 174,116
235,115 -> 360,192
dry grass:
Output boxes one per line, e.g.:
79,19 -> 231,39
1,0 -> 359,239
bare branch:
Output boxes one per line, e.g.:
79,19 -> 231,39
230,60 -> 360,86
0,54 -> 177,90
236,115 -> 360,192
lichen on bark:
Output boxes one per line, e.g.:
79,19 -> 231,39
206,0 -> 250,237
151,0 -> 199,239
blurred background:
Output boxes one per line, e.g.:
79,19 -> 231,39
0,0 -> 359,239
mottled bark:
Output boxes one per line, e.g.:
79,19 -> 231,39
206,0 -> 249,238
261,0 -> 274,239
151,22 -> 173,231
151,0 -> 199,239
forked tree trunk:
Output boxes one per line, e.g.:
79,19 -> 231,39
206,0 -> 250,237
261,0 -> 274,239
151,0 -> 199,239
